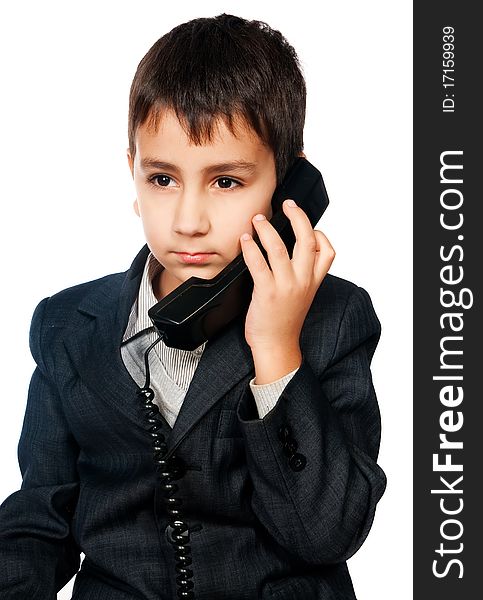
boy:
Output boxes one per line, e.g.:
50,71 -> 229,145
0,13 -> 386,600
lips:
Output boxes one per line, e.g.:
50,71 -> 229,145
175,252 -> 215,264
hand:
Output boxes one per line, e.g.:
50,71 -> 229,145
240,199 -> 336,352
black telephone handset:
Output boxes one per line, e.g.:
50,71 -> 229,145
148,157 -> 329,350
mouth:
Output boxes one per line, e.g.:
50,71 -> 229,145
175,252 -> 216,264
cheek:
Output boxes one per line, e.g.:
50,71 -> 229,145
139,207 -> 169,241
218,198 -> 272,252
212,214 -> 248,256
232,194 -> 272,228
229,212 -> 255,239
254,191 -> 275,221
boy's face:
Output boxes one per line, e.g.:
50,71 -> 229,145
127,109 -> 277,300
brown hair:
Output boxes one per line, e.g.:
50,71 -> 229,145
128,13 -> 306,184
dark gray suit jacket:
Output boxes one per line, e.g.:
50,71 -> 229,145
0,244 -> 386,599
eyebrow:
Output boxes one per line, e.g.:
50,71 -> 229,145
140,158 -> 258,176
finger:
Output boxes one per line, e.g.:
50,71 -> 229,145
240,232 -> 274,288
313,229 -> 336,282
250,213 -> 293,283
282,199 -> 319,280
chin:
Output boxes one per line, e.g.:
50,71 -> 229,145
192,263 -> 227,279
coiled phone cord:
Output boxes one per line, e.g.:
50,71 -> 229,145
137,334 -> 196,599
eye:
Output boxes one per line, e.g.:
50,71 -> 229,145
148,174 -> 176,188
215,177 -> 242,190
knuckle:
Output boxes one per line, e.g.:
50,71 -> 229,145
266,288 -> 277,302
299,283 -> 311,297
272,244 -> 287,257
254,256 -> 266,270
305,237 -> 317,252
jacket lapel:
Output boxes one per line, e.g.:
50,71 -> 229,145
63,245 -> 151,432
64,245 -> 255,446
167,313 -> 254,452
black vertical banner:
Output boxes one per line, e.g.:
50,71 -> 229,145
414,3 -> 481,598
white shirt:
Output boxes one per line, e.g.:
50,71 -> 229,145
120,252 -> 298,427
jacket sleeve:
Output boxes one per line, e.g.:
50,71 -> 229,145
236,286 -> 387,565
0,298 -> 81,598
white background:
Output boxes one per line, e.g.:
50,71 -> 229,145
0,1 -> 412,598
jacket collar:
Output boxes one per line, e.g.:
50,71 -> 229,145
121,250 -> 165,343
67,244 -> 255,454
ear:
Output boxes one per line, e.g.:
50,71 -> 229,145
133,198 -> 140,217
126,148 -> 134,178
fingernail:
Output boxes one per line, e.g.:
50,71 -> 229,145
253,214 -> 266,221
241,233 -> 251,241
286,199 -> 297,207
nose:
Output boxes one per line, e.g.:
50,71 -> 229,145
172,187 -> 210,237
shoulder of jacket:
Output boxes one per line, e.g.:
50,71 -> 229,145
317,271 -> 378,306
312,272 -> 360,314
302,273 -> 380,365
29,271 -> 126,368
319,273 -> 381,361
42,271 -> 125,320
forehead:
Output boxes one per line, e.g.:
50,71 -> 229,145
135,108 -> 268,158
